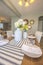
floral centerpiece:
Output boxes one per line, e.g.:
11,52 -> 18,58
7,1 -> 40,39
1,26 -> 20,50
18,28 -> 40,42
15,19 -> 29,31
15,19 -> 23,30
14,19 -> 29,41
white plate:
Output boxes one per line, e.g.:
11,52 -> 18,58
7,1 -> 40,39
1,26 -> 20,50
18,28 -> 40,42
28,35 -> 36,39
0,39 -> 9,46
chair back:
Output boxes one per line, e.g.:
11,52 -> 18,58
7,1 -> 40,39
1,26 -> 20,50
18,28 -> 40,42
35,31 -> 42,43
7,31 -> 13,38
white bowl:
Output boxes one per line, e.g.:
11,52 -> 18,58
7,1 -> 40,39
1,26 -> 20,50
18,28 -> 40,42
21,44 -> 42,58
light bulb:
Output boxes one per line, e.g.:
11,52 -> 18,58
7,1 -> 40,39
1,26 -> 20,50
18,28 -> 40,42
18,0 -> 22,6
25,1 -> 29,7
30,0 -> 35,4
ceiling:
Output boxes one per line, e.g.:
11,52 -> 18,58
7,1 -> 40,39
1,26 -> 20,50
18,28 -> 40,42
6,0 -> 43,16
0,0 -> 20,17
0,0 -> 43,17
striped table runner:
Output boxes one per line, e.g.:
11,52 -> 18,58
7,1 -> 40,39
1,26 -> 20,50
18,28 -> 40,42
0,38 -> 31,65
0,40 -> 24,65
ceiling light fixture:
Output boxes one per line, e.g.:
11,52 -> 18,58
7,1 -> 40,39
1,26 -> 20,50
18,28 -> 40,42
18,0 -> 35,7
18,0 -> 22,6
30,0 -> 34,4
25,1 -> 29,7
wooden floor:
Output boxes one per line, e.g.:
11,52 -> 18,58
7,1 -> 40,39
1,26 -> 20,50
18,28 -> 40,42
22,37 -> 43,65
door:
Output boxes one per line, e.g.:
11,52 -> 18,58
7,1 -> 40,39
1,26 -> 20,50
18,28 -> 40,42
38,16 -> 43,32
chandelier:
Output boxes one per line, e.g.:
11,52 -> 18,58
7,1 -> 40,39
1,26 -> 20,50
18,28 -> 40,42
18,0 -> 35,7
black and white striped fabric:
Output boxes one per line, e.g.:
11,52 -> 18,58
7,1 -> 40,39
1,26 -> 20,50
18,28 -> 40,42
0,39 -> 25,65
9,38 -> 31,47
0,38 -> 31,65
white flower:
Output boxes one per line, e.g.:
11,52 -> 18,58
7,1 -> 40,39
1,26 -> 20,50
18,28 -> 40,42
18,19 -> 23,25
23,21 -> 26,26
14,19 -> 23,28
14,19 -> 28,31
15,22 -> 19,28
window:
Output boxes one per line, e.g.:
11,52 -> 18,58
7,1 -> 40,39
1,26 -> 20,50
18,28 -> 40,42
0,23 -> 3,29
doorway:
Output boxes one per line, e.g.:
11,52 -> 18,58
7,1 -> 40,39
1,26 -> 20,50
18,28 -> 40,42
38,16 -> 43,32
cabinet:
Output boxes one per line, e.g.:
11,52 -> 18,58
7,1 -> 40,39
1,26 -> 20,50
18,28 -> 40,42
3,22 -> 11,31
0,22 -> 11,31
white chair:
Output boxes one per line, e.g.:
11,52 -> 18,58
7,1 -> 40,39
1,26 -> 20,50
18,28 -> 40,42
35,31 -> 42,43
28,35 -> 36,45
7,31 -> 13,38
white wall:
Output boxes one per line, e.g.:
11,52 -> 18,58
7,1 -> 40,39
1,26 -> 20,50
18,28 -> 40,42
11,16 -> 19,33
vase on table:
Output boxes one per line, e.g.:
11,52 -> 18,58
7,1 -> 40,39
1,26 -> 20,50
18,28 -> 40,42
23,31 -> 28,39
15,28 -> 22,42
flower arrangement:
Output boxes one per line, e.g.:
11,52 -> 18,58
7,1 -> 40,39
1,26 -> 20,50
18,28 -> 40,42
15,19 -> 29,31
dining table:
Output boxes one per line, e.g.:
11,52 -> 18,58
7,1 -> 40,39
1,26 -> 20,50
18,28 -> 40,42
0,34 -> 43,65
21,35 -> 43,65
